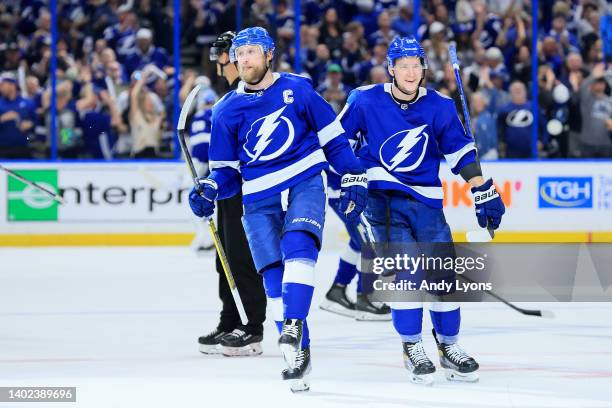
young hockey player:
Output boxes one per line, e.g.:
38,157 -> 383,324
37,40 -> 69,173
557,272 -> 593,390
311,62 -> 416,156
338,37 -> 505,385
188,27 -> 367,392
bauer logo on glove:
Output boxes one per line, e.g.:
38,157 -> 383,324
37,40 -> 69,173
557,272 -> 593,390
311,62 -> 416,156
471,179 -> 505,230
473,184 -> 499,204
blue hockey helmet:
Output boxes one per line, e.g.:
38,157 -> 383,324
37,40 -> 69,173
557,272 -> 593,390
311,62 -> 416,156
229,27 -> 275,63
386,37 -> 428,69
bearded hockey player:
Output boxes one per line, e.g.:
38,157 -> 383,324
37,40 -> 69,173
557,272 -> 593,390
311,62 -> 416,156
338,37 -> 505,385
188,27 -> 367,392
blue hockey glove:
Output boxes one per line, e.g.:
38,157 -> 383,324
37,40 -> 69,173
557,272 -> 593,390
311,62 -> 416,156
339,173 -> 368,222
471,178 -> 505,230
188,178 -> 218,219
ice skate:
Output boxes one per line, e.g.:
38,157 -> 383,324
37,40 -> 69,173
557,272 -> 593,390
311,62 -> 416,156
320,283 -> 355,318
198,328 -> 229,354
354,293 -> 391,321
432,329 -> 479,382
402,340 -> 436,385
219,328 -> 263,357
282,347 -> 311,393
278,319 -> 303,368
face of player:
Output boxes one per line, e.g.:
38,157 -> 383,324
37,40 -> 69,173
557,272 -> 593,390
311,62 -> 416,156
235,45 -> 272,85
389,56 -> 423,96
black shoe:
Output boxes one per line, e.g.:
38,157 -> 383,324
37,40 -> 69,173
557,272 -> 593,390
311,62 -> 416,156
432,329 -> 479,382
282,347 -> 311,393
320,283 -> 355,318
402,340 -> 436,385
354,293 -> 391,321
278,318 -> 303,369
220,327 -> 263,357
198,328 -> 230,354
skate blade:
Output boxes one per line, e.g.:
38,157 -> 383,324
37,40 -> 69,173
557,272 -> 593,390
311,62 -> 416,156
319,300 -> 356,318
409,373 -> 434,386
221,343 -> 263,357
199,344 -> 222,355
279,343 -> 299,369
354,311 -> 392,321
290,375 -> 310,393
444,369 -> 479,382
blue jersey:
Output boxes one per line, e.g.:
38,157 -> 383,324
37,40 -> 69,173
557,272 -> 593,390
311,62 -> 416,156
339,83 -> 477,208
189,109 -> 212,163
208,72 -> 361,203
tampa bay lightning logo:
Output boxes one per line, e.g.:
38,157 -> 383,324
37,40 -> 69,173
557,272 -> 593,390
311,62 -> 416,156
506,109 -> 533,127
244,106 -> 295,163
379,124 -> 429,172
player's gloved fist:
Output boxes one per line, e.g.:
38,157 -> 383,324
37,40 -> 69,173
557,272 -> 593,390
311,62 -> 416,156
340,173 -> 368,222
188,178 -> 218,219
471,178 -> 505,230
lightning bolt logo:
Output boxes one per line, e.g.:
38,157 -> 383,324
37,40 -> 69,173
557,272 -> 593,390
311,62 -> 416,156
386,124 -> 428,171
250,106 -> 287,162
244,106 -> 295,163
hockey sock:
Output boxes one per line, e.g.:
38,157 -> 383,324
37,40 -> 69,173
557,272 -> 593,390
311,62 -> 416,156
281,231 -> 318,320
282,260 -> 315,319
391,304 -> 424,343
262,262 -> 284,334
430,303 -> 460,344
333,240 -> 359,286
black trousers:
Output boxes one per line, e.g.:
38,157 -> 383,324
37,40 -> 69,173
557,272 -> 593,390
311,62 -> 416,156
215,192 -> 267,335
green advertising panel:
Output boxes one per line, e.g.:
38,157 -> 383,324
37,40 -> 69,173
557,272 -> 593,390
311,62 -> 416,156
7,170 -> 59,221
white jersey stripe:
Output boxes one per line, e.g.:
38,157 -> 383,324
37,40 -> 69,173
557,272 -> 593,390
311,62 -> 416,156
367,166 -> 444,199
242,149 -> 326,196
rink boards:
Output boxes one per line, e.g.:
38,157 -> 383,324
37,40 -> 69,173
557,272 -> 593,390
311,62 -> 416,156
0,160 -> 611,245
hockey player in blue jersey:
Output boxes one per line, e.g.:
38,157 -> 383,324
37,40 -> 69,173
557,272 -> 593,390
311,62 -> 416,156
187,27 -> 367,392
339,37 -> 505,385
320,171 -> 391,321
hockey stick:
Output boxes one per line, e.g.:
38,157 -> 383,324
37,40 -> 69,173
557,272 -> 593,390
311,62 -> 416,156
0,164 -> 66,205
457,274 -> 554,317
357,213 -> 552,316
177,84 -> 249,325
448,44 -> 494,243
448,45 -> 553,318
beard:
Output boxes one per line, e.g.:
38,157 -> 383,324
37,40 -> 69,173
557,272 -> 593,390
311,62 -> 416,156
239,62 -> 268,85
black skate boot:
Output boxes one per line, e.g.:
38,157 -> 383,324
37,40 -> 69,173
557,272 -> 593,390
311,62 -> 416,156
402,340 -> 436,385
278,319 -> 303,369
282,347 -> 312,393
198,328 -> 230,354
319,283 -> 355,318
354,293 -> 391,321
432,329 -> 479,382
219,327 -> 263,357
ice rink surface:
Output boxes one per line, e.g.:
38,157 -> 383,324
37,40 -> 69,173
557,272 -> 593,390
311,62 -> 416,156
1,247 -> 611,408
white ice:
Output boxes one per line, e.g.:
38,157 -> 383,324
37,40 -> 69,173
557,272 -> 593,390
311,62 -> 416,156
1,247 -> 611,408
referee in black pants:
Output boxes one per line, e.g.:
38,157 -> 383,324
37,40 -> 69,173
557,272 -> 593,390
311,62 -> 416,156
197,32 -> 267,357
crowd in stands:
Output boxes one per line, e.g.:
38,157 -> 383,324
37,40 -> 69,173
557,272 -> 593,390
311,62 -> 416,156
0,0 -> 610,160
